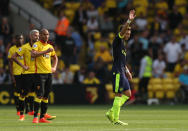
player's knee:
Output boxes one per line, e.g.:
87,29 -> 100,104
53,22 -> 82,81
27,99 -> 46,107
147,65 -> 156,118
43,97 -> 48,100
20,95 -> 25,99
36,95 -> 42,99
20,92 -> 27,98
123,90 -> 131,98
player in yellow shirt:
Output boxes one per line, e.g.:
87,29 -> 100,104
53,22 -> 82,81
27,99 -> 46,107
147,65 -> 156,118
8,34 -> 25,116
11,30 -> 39,121
31,29 -> 58,123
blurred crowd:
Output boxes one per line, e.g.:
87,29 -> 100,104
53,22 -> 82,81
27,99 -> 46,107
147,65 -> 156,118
0,0 -> 13,84
38,0 -> 188,85
0,0 -> 188,90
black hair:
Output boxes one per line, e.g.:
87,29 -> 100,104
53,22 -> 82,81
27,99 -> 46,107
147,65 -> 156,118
15,34 -> 23,39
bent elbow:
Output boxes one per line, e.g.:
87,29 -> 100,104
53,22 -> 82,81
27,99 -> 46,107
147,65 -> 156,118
11,55 -> 16,61
31,51 -> 37,58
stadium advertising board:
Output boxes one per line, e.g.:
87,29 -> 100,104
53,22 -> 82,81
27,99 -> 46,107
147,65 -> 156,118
0,84 -> 105,105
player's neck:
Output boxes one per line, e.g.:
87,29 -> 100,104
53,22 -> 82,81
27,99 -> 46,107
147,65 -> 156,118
16,44 -> 22,47
29,41 -> 34,46
40,40 -> 47,44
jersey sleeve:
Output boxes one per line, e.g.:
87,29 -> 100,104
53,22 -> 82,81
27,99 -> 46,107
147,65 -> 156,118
112,33 -> 122,48
16,46 -> 25,56
32,42 -> 39,51
7,48 -> 13,59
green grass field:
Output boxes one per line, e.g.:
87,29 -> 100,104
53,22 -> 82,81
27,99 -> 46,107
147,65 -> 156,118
0,105 -> 188,131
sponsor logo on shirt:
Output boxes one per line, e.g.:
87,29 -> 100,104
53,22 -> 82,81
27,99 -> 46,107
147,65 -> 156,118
18,56 -> 23,59
43,54 -> 50,58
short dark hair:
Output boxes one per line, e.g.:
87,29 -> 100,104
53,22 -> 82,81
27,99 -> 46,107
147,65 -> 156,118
15,34 -> 23,39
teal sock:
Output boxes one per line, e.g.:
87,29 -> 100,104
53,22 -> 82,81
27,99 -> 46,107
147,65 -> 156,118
112,96 -> 121,121
120,95 -> 129,107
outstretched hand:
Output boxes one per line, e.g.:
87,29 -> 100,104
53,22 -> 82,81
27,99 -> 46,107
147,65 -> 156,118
129,10 -> 136,20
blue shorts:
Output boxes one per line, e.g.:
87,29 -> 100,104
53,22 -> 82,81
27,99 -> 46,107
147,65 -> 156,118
112,72 -> 130,93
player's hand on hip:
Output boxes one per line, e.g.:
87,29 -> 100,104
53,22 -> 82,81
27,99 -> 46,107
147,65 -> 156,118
23,65 -> 29,70
126,71 -> 132,80
129,10 -> 136,20
51,67 -> 56,73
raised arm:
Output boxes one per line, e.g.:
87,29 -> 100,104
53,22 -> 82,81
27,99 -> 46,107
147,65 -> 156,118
120,10 -> 136,37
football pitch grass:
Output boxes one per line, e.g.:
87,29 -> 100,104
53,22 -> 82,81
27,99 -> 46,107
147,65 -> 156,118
0,105 -> 188,131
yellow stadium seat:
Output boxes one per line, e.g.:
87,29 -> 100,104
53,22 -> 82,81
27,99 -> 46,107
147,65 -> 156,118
174,84 -> 181,91
106,0 -> 116,8
70,64 -> 80,72
109,92 -> 115,99
149,78 -> 162,84
148,91 -> 154,98
166,91 -> 175,99
163,84 -> 176,92
134,85 -> 139,92
175,0 -> 187,15
165,72 -> 174,78
147,17 -> 154,23
173,78 -> 180,91
153,84 -> 165,99
162,78 -> 173,84
152,84 -> 163,91
155,91 -> 165,99
147,85 -> 155,98
83,25 -> 87,33
107,64 -> 112,71
65,2 -> 72,8
105,84 -> 114,100
64,9 -> 75,22
105,84 -> 113,91
57,60 -> 65,71
131,78 -> 140,84
43,0 -> 53,9
163,84 -> 176,99
93,32 -> 101,40
147,84 -> 153,91
149,84 -> 164,99
173,78 -> 179,84
131,78 -> 139,92
72,3 -> 80,10
109,32 -> 115,39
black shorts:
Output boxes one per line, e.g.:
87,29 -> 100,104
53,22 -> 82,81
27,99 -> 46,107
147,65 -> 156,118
20,74 -> 36,97
14,75 -> 22,94
112,72 -> 130,93
35,73 -> 52,98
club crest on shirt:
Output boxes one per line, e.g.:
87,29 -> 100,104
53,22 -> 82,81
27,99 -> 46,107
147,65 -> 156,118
18,48 -> 22,52
33,44 -> 37,48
